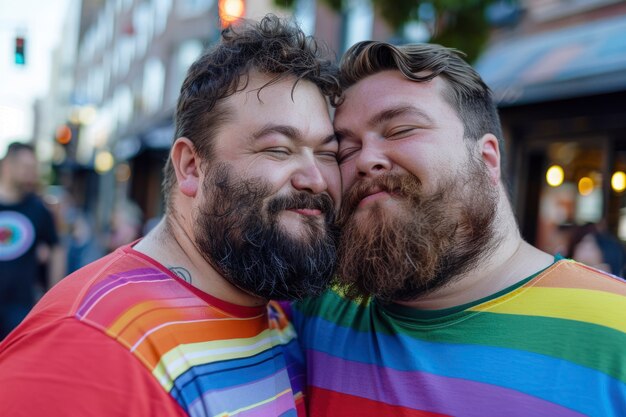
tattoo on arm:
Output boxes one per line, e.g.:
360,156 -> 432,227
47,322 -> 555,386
169,266 -> 193,284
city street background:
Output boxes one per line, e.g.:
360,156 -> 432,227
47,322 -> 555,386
2,0 -> 626,297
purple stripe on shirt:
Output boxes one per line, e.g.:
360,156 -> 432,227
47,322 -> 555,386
77,268 -> 171,317
286,362 -> 305,397
308,350 -> 586,417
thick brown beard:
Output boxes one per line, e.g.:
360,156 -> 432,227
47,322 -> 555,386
336,156 -> 499,302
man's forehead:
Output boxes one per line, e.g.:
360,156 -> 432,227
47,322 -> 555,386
251,123 -> 336,146
335,73 -> 445,117
220,74 -> 334,146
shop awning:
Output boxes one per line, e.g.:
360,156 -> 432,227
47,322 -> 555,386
113,123 -> 174,161
475,15 -> 626,107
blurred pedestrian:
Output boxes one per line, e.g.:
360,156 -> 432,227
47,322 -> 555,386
65,210 -> 103,274
105,200 -> 143,253
0,142 -> 64,339
569,222 -> 626,276
0,15 -> 340,417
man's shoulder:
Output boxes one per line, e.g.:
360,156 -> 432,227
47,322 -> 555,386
0,193 -> 45,215
520,259 -> 626,325
0,308 -> 187,417
16,192 -> 49,211
26,248 -> 182,334
538,259 -> 626,294
69,248 -> 193,326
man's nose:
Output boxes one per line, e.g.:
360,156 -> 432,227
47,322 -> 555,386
291,157 -> 328,194
356,141 -> 391,178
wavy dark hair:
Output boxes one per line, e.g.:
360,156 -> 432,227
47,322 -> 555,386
162,14 -> 341,211
339,41 -> 504,151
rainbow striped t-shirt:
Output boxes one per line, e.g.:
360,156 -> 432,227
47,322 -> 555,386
293,259 -> 626,417
0,244 -> 306,417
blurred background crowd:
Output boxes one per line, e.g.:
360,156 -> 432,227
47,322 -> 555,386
1,0 -> 626,336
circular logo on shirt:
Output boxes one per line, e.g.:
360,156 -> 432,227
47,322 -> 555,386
0,211 -> 35,261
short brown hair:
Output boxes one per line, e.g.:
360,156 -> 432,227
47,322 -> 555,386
162,15 -> 341,210
339,41 -> 504,150
4,142 -> 35,159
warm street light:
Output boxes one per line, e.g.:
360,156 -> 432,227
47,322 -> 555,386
94,150 -> 114,174
219,0 -> 244,27
612,171 -> 626,193
578,176 -> 594,196
546,165 -> 564,187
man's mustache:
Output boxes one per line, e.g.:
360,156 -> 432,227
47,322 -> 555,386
343,173 -> 423,213
267,192 -> 335,217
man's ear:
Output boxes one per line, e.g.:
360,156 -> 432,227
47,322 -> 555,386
171,137 -> 200,197
478,133 -> 501,185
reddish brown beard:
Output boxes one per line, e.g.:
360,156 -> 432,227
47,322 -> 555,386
336,158 -> 499,302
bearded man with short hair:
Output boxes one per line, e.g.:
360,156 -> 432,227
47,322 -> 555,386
293,41 -> 626,417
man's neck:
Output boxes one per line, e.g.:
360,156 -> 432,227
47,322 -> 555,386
0,182 -> 23,204
396,200 -> 554,311
133,216 -> 267,307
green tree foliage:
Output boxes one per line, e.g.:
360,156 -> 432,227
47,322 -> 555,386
273,0 -> 296,7
273,0 -> 495,62
428,3 -> 491,62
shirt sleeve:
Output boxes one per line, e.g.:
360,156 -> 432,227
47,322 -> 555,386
0,317 -> 188,417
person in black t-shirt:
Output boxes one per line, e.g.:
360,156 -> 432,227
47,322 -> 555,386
0,142 -> 63,339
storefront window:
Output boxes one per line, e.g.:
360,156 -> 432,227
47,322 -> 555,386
535,141 -> 605,254
613,151 -> 626,241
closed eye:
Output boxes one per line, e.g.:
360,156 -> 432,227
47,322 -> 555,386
337,147 -> 360,164
265,147 -> 290,154
317,151 -> 338,161
387,127 -> 417,139
263,147 -> 291,158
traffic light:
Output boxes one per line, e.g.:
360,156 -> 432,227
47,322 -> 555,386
219,0 -> 245,28
15,37 -> 26,65
55,124 -> 73,145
